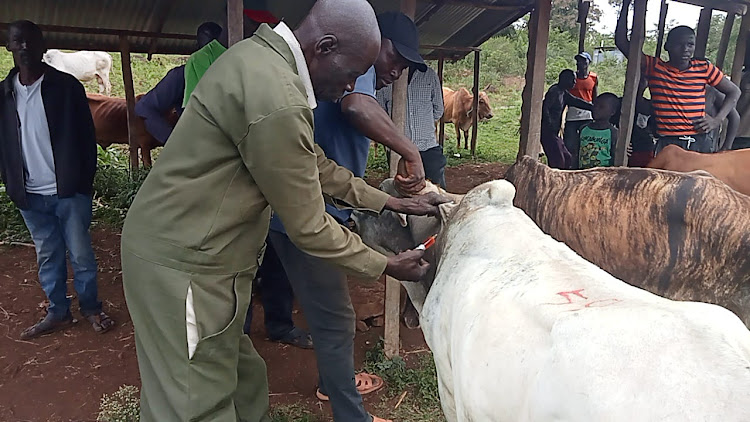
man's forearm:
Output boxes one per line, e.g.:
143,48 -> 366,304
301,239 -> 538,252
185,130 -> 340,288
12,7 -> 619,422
341,94 -> 421,162
615,0 -> 632,56
715,93 -> 740,122
722,109 -> 740,150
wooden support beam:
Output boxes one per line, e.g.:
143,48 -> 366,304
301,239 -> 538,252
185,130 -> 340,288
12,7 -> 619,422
227,0 -> 244,46
578,0 -> 590,53
674,0 -> 746,16
438,54 -> 446,147
470,50 -> 480,156
518,0 -> 552,162
615,0 -> 647,166
655,0 -> 668,58
385,0 -> 417,360
716,13 -> 736,70
421,44 -> 481,52
0,22 -> 193,40
731,14 -> 750,84
426,0 -> 526,11
695,7 -> 713,58
119,36 -> 140,172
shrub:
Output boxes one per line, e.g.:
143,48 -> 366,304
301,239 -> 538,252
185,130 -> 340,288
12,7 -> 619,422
0,188 -> 30,243
97,385 -> 140,422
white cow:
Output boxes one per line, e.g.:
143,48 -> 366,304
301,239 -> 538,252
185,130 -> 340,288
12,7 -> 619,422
43,49 -> 112,95
357,180 -> 750,422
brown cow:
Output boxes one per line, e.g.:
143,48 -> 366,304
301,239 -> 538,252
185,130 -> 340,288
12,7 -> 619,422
87,93 -> 177,167
442,87 -> 493,150
505,156 -> 750,327
647,144 -> 750,197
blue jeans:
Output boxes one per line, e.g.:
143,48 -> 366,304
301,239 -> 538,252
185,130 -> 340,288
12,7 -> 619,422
269,230 -> 371,422
420,146 -> 447,189
20,193 -> 101,318
244,237 -> 295,339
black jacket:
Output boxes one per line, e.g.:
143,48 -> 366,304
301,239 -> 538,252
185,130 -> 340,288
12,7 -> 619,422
0,64 -> 97,209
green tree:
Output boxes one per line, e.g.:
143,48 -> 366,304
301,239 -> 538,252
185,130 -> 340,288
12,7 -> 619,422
551,0 -> 602,35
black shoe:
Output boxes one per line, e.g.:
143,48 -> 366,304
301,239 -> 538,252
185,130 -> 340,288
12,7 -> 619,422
271,327 -> 313,349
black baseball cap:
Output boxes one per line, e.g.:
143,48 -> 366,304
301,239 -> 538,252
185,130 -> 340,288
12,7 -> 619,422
377,11 -> 427,72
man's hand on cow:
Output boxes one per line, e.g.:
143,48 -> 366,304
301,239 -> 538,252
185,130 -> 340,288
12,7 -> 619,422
394,157 -> 426,195
385,192 -> 452,217
694,116 -> 721,133
385,249 -> 430,282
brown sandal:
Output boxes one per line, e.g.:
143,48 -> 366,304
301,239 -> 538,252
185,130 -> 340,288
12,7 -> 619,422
316,372 -> 385,401
83,311 -> 115,334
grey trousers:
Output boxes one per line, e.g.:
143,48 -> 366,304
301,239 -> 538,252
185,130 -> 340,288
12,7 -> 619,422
268,230 -> 372,422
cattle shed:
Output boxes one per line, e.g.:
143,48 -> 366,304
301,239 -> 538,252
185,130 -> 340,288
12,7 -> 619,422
0,0 -> 539,160
6,0 -> 750,357
0,0 -> 544,357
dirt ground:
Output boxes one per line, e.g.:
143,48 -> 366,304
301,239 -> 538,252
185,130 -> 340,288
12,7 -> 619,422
0,162 -> 508,422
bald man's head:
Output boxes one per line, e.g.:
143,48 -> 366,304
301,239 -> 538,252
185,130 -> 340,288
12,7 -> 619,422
294,0 -> 381,101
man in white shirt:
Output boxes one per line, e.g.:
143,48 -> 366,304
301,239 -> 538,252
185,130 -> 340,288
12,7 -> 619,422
0,21 -> 114,339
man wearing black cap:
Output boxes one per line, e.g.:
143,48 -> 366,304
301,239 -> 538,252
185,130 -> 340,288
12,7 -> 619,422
266,11 -> 427,422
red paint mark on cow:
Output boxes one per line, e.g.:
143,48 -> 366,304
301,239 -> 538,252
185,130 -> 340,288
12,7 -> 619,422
557,289 -> 587,303
542,289 -> 621,309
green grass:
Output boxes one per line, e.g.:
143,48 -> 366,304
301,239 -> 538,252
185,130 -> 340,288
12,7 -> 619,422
268,405 -> 323,422
363,340 -> 446,422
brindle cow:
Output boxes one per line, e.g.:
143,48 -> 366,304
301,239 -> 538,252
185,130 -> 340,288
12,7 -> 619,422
505,156 -> 750,327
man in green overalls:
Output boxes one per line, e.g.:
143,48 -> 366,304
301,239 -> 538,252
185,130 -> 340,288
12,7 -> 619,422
121,1 -> 443,421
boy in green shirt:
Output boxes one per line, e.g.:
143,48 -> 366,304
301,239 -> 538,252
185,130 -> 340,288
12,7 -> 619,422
578,92 -> 620,169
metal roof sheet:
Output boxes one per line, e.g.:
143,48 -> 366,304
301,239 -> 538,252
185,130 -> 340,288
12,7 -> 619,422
0,0 -> 534,59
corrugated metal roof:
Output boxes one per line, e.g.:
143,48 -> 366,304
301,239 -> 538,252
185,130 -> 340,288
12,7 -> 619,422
0,0 -> 534,59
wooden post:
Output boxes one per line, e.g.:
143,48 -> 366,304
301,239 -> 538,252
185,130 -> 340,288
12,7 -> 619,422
695,7 -> 712,58
577,0 -> 590,53
438,54 -> 446,146
227,0 -> 244,46
655,0 -> 668,58
716,13 -> 736,70
518,0 -> 552,161
384,0 -> 417,360
470,50 -> 480,156
119,36 -> 139,172
731,14 -> 750,85
615,0 -> 647,166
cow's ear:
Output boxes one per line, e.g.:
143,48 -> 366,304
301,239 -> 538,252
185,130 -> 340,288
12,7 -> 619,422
438,202 -> 459,225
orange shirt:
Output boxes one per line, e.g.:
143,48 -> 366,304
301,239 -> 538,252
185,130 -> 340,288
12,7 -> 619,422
644,55 -> 723,137
569,72 -> 597,102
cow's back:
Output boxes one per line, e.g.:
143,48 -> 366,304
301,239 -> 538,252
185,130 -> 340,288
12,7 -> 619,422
505,156 -> 750,326
442,87 -> 456,122
87,93 -> 150,148
648,145 -> 750,197
424,180 -> 750,422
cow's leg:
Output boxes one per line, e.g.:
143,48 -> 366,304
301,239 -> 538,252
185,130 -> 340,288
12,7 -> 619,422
141,147 -> 153,167
463,130 -> 470,150
95,74 -> 105,95
99,73 -> 112,96
455,125 -> 461,148
402,296 -> 420,329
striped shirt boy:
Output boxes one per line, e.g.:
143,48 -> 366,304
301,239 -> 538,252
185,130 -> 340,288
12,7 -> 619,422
644,55 -> 723,137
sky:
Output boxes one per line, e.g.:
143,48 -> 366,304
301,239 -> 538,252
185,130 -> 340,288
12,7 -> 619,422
592,0 -> 705,34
